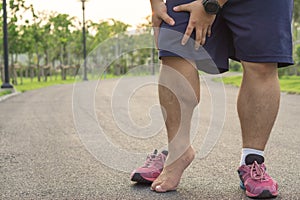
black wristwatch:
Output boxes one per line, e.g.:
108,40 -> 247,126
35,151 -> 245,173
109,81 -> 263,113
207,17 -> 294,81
202,0 -> 221,15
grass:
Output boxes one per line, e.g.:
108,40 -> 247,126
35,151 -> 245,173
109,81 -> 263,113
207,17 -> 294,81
0,89 -> 12,97
2,74 -> 299,97
13,77 -> 77,93
215,75 -> 300,94
0,73 -> 124,94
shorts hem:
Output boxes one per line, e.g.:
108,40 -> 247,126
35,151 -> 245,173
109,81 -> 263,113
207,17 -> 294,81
159,50 -> 228,74
234,55 -> 294,67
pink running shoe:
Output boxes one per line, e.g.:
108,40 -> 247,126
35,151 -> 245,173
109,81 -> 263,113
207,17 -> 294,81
238,154 -> 278,199
130,149 -> 168,184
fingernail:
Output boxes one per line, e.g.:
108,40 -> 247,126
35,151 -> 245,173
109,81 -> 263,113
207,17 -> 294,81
173,6 -> 178,11
170,20 -> 175,26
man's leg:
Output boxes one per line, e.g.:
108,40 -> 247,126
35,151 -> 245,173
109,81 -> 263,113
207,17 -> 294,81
151,57 -> 200,192
237,61 -> 280,198
238,61 -> 280,152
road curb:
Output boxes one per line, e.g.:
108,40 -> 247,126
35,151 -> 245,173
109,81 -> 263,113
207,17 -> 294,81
0,90 -> 20,102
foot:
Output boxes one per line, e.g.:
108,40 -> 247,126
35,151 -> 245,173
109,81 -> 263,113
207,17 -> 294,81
238,154 -> 278,199
130,149 -> 168,184
151,146 -> 195,192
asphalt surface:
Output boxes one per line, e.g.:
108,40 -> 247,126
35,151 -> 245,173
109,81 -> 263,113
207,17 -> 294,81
0,75 -> 299,200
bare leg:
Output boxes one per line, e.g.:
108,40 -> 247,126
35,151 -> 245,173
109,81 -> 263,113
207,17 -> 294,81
238,61 -> 280,150
151,57 -> 200,192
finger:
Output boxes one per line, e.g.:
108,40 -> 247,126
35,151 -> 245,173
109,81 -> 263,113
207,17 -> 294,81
152,15 -> 162,28
160,13 -> 175,26
153,27 -> 160,48
200,28 -> 208,45
152,16 -> 162,48
195,28 -> 202,50
207,25 -> 212,37
181,24 -> 194,45
173,3 -> 191,12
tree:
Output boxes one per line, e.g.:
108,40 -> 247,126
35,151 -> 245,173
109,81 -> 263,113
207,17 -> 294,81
49,13 -> 75,80
7,0 -> 31,84
0,3 -> 158,81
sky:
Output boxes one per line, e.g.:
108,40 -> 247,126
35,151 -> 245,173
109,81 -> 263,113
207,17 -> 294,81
25,0 -> 151,27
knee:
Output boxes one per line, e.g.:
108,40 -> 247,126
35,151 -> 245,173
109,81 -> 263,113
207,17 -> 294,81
172,78 -> 200,109
179,90 -> 200,110
165,84 -> 200,110
241,61 -> 278,80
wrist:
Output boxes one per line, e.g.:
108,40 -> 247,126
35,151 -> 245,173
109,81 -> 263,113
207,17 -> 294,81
150,0 -> 164,7
202,0 -> 221,15
200,0 -> 227,7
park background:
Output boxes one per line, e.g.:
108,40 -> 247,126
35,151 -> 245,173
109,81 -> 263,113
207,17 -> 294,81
0,0 -> 300,94
0,1 -> 300,199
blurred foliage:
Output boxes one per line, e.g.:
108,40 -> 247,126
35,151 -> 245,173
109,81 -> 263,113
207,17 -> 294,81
0,0 -> 300,85
0,1 -> 155,84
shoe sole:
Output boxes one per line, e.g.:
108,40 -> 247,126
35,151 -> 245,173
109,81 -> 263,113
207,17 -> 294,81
131,173 -> 153,184
240,181 -> 278,199
247,190 -> 278,199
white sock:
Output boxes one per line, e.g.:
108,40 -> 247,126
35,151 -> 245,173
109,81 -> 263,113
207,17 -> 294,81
240,148 -> 264,166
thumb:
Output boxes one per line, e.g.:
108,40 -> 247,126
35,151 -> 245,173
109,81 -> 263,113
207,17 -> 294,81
173,3 -> 191,12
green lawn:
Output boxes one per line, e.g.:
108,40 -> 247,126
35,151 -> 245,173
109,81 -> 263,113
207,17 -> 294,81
2,74 -> 299,97
0,73 -> 120,95
0,89 -> 12,97
14,77 -> 76,93
0,76 -> 81,95
217,75 -> 300,94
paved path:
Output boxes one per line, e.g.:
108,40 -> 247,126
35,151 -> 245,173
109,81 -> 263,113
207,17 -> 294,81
0,75 -> 299,199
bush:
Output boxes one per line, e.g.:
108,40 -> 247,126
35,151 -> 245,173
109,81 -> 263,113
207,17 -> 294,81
229,60 -> 242,72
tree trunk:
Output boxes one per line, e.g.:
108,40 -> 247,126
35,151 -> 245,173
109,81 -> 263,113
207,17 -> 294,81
0,59 -> 3,82
25,66 -> 28,78
13,65 -> 18,85
20,65 -> 23,85
37,53 -> 41,82
10,54 -> 17,85
30,66 -> 34,83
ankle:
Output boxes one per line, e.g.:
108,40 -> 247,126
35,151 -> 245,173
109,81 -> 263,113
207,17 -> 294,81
166,146 -> 195,166
240,148 -> 264,166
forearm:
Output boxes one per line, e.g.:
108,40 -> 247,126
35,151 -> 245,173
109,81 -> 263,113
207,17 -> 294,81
150,0 -> 164,5
149,0 -> 164,10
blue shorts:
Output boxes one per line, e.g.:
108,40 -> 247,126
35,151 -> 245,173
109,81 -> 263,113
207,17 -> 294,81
158,0 -> 294,74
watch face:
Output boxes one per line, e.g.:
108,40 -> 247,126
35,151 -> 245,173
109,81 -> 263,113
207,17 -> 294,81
206,2 -> 219,14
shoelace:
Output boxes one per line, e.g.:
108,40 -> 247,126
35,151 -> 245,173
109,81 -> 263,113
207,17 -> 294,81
143,150 -> 163,168
250,161 -> 268,181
